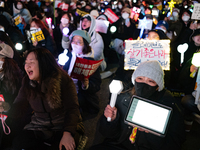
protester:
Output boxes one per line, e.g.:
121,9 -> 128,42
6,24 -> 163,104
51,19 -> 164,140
53,12 -> 76,54
30,18 -> 57,56
63,30 -> 101,113
7,48 -> 83,150
63,30 -> 101,114
0,43 -> 23,149
80,14 -> 107,71
13,1 -> 32,25
90,60 -> 185,150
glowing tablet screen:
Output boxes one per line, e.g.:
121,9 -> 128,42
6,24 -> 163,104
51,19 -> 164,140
126,97 -> 172,135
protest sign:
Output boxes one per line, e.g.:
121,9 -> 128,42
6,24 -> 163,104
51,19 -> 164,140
131,7 -> 141,19
30,28 -> 45,43
70,57 -> 103,80
57,2 -> 69,11
95,20 -> 109,33
138,18 -> 153,30
191,3 -> 200,20
54,0 -> 61,8
76,9 -> 89,17
14,15 -> 22,26
104,8 -> 119,24
124,40 -> 170,70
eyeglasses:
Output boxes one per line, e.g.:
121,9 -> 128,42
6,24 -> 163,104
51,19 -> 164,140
71,40 -> 83,45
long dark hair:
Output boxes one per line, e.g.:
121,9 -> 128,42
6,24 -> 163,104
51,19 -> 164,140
69,37 -> 92,55
25,48 -> 62,83
2,58 -> 22,94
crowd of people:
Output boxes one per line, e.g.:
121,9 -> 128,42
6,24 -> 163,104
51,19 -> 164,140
0,0 -> 199,149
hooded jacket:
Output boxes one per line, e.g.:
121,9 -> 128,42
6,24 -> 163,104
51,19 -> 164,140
80,14 -> 107,71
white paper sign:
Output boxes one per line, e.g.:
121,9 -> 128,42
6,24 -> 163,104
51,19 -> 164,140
191,3 -> 200,20
95,20 -> 109,34
138,19 -> 153,30
124,40 -> 170,70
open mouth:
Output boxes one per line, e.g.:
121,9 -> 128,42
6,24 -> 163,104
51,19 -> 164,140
28,71 -> 33,76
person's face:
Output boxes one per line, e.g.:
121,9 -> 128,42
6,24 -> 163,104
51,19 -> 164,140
85,5 -> 91,11
71,35 -> 84,46
193,35 -> 200,46
62,14 -> 69,20
54,9 -> 58,18
25,52 -> 40,82
30,21 -> 39,29
81,18 -> 91,30
45,2 -> 50,6
147,32 -> 160,40
135,76 -> 158,87
145,8 -> 151,15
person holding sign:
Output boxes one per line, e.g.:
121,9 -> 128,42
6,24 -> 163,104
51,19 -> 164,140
8,48 -> 83,150
30,18 -> 57,57
63,30 -> 101,114
90,60 -> 185,150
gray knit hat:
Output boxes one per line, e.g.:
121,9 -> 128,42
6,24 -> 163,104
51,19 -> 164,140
131,60 -> 164,91
69,30 -> 91,44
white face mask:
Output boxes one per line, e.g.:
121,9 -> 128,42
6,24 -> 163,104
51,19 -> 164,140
30,27 -> 38,30
61,18 -> 69,25
17,4 -> 23,9
0,61 -> 4,70
91,2 -> 97,7
182,15 -> 190,22
118,4 -> 122,9
172,11 -> 178,17
122,13 -> 129,19
71,44 -> 83,54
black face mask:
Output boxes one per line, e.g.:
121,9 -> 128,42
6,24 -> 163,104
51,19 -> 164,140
134,81 -> 158,99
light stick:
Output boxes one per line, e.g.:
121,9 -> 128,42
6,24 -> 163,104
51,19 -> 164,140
107,80 -> 123,122
46,18 -> 52,29
191,52 -> 200,104
58,49 -> 69,66
177,43 -> 188,64
168,0 -> 176,13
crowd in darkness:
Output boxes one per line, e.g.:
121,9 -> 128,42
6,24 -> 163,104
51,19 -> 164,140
0,0 -> 199,149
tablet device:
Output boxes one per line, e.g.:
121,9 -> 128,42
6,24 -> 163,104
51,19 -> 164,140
124,95 -> 173,137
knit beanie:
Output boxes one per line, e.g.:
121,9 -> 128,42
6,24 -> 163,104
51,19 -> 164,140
131,60 -> 164,91
69,30 -> 91,44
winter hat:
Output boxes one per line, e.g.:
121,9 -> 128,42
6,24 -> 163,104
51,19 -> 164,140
0,43 -> 14,59
156,20 -> 169,30
96,14 -> 108,20
148,29 -> 168,39
69,30 -> 91,44
131,60 -> 164,91
122,7 -> 131,15
192,29 -> 200,38
81,15 -> 91,21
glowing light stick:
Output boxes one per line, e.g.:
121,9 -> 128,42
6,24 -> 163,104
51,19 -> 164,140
191,52 -> 200,104
62,27 -> 69,36
110,26 -> 117,33
168,0 -> 176,13
15,43 -> 23,51
177,43 -> 188,64
46,18 -> 52,29
138,17 -> 153,38
58,49 -> 69,66
107,80 -> 123,122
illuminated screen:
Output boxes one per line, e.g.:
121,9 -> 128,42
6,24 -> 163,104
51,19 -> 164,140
126,97 -> 171,134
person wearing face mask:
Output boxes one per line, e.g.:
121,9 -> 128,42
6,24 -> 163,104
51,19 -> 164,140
30,18 -> 57,57
13,1 -> 32,25
111,8 -> 137,41
63,30 -> 101,114
53,12 -> 76,55
80,14 -> 107,71
114,0 -> 124,17
90,60 -> 185,150
0,43 -> 23,149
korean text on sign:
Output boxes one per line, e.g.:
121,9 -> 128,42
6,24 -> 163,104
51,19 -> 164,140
30,29 -> 45,42
124,40 -> 170,70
